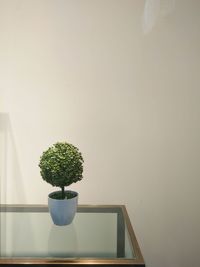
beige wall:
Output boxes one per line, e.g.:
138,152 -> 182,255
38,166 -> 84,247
1,1 -> 200,267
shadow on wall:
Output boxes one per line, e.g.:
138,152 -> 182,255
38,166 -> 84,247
0,113 -> 26,204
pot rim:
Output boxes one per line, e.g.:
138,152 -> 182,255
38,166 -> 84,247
48,190 -> 78,201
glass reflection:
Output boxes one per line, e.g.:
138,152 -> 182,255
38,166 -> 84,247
48,223 -> 78,257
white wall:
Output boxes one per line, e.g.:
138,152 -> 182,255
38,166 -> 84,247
0,0 -> 200,267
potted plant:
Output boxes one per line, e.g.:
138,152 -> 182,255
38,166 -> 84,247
39,142 -> 84,226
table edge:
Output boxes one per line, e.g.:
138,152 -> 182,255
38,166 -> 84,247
0,204 -> 145,266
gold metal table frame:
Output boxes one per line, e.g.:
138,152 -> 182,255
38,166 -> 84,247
0,205 -> 145,266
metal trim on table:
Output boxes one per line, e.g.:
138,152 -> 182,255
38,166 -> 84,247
0,204 -> 145,266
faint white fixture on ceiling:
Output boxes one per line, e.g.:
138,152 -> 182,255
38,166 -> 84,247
142,0 -> 175,34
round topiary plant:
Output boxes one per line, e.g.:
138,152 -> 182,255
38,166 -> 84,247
39,142 -> 84,199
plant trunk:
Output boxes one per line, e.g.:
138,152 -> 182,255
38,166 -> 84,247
61,186 -> 65,199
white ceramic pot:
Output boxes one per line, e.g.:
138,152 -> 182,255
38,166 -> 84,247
48,190 -> 78,226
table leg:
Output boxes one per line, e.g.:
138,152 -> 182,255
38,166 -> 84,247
117,210 -> 125,258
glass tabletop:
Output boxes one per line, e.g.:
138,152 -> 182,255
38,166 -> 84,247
0,205 -> 145,266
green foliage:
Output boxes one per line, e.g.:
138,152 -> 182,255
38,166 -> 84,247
39,142 -> 84,188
